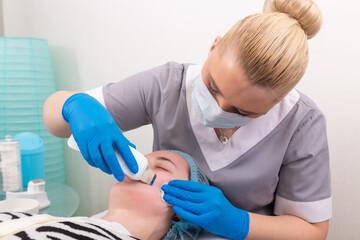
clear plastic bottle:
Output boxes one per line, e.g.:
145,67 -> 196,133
0,135 -> 23,194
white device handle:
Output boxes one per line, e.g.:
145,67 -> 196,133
67,135 -> 148,180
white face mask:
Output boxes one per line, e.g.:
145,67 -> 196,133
191,75 -> 252,128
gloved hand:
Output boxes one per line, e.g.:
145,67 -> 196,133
62,93 -> 138,181
161,180 -> 250,240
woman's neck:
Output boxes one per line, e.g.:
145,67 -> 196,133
101,208 -> 171,240
215,126 -> 240,142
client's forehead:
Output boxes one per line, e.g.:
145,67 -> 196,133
147,150 -> 190,179
151,150 -> 188,166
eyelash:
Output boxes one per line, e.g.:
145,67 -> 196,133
208,82 -> 219,94
157,166 -> 168,171
237,111 -> 249,116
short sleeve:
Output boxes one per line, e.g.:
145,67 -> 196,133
274,106 -> 332,223
92,62 -> 185,131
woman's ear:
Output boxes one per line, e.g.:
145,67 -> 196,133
172,213 -> 182,222
209,36 -> 222,54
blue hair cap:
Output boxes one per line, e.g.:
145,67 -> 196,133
162,150 -> 209,240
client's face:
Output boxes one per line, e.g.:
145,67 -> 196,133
108,150 -> 190,216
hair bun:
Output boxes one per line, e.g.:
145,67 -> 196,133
263,0 -> 322,39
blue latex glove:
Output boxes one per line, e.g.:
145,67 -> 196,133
62,93 -> 138,181
161,180 -> 250,240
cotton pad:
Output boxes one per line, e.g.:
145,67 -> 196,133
161,183 -> 172,207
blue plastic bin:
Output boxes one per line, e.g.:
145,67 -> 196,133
14,132 -> 45,186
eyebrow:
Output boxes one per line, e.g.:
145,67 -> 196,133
157,156 -> 176,168
209,73 -> 260,115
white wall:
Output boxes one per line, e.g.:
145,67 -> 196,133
2,0 -> 360,239
0,0 -> 3,36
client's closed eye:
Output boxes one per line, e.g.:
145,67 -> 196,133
156,166 -> 169,172
154,156 -> 176,174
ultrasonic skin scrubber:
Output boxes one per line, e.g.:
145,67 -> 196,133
68,135 -> 156,185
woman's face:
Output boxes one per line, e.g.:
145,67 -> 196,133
201,38 -> 279,118
108,150 -> 190,216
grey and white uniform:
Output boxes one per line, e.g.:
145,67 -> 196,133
87,62 -> 332,223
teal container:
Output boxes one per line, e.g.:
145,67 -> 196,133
0,37 -> 65,183
14,132 -> 45,186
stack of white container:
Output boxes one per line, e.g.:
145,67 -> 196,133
0,135 -> 22,192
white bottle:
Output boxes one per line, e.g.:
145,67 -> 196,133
67,135 -> 156,185
0,135 -> 22,192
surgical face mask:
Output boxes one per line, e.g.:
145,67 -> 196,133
191,75 -> 252,128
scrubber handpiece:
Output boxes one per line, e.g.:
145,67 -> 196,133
68,135 -> 156,185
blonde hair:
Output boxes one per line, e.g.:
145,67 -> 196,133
217,0 -> 322,99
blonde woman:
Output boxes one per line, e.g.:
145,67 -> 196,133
43,0 -> 331,239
